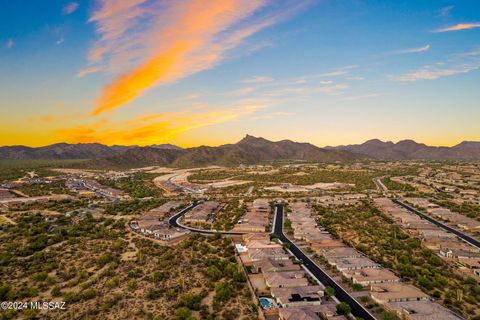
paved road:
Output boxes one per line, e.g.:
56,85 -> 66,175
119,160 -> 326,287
167,174 -> 203,194
372,177 -> 388,193
168,202 -> 254,235
394,199 -> 480,249
272,204 -> 376,320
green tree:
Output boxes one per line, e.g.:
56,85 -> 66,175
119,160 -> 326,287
214,281 -> 232,301
336,302 -> 351,315
206,265 -> 222,281
175,306 -> 192,320
324,286 -> 335,299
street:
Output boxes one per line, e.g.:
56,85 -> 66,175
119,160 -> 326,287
394,199 -> 480,249
272,204 -> 376,320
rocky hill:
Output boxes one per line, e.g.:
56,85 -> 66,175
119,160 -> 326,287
0,143 -> 133,160
85,135 -> 361,168
326,139 -> 480,160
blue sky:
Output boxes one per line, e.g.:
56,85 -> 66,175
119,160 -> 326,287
0,0 -> 479,147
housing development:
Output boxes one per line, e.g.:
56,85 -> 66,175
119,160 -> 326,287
3,0 -> 480,318
1,145 -> 479,320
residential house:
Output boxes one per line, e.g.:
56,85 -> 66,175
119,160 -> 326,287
264,271 -> 309,288
271,285 -> 324,308
370,283 -> 429,304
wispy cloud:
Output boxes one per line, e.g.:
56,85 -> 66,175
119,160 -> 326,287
255,81 -> 350,98
437,5 -> 454,17
241,75 -> 274,83
251,111 -> 296,120
233,87 -> 256,95
394,44 -> 430,55
435,23 -> 480,32
28,112 -> 84,124
392,50 -> 480,82
318,70 -> 348,77
77,67 -> 100,77
56,104 -> 267,145
86,0 -> 313,115
62,2 -> 79,15
304,65 -> 358,79
394,67 -> 475,82
316,83 -> 349,95
6,39 -> 13,49
227,66 -> 358,102
342,93 -> 380,101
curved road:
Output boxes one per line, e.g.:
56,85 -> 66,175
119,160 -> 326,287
272,204 -> 376,320
372,177 -> 388,194
168,202 -> 254,235
394,199 -> 480,249
170,202 -> 376,319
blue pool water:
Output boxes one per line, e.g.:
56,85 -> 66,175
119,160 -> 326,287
259,297 -> 274,309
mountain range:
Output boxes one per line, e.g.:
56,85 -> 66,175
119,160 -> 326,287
1,136 -> 479,168
0,143 -> 132,160
85,135 -> 358,168
326,139 -> 480,160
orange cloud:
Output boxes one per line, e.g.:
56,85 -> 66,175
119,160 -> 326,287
28,112 -> 84,124
87,0 -> 312,115
58,105 -> 267,145
92,41 -> 196,115
436,23 -> 480,32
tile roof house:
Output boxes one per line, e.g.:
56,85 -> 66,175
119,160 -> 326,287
342,268 -> 399,285
328,257 -> 380,271
243,233 -> 270,243
386,301 -> 463,320
183,201 -> 222,223
278,304 -> 339,320
233,198 -> 270,232
264,271 -> 309,288
248,248 -> 290,261
309,239 -> 345,251
271,285 -> 324,307
245,240 -> 282,250
370,283 -> 429,304
278,307 -> 319,320
253,258 -> 301,273
321,247 -> 363,260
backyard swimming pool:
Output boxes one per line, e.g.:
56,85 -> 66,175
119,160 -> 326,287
259,297 -> 275,309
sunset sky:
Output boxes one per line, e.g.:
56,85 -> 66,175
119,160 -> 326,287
1,0 -> 479,148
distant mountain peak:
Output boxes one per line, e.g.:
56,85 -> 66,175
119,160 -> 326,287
237,134 -> 269,144
363,139 -> 393,146
149,143 -> 183,150
453,141 -> 480,150
396,139 -> 424,146
2,136 -> 480,164
364,138 -> 384,143
0,143 -> 133,160
82,135 -> 361,168
327,138 -> 480,160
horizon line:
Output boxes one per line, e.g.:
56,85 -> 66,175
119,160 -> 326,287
0,135 -> 478,149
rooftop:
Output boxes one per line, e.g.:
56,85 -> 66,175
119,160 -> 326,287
387,301 -> 463,320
